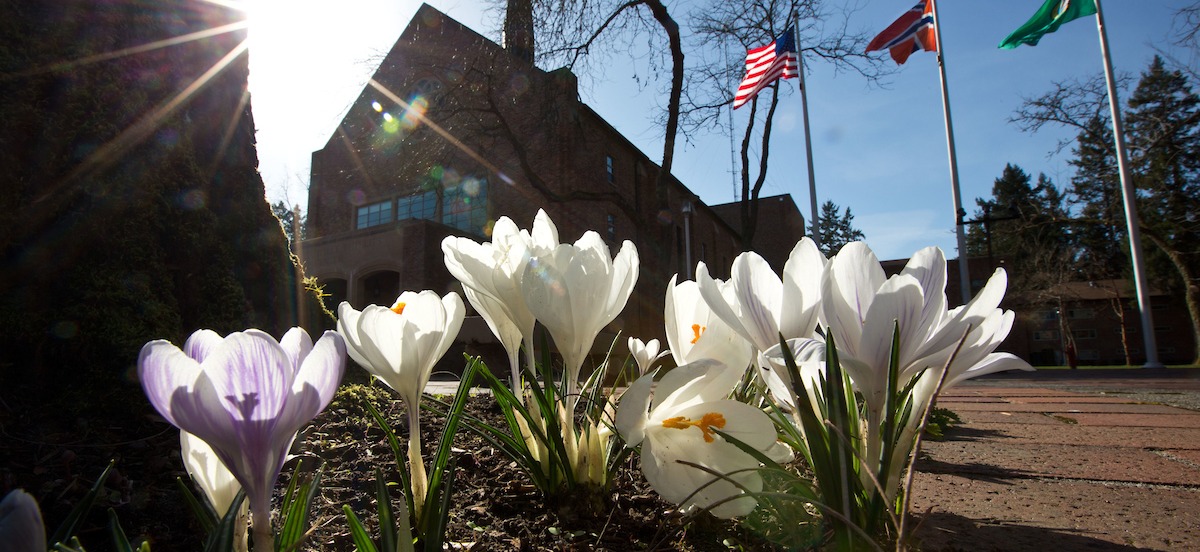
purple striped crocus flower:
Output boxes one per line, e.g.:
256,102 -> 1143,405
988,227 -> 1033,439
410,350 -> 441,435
139,328 -> 345,549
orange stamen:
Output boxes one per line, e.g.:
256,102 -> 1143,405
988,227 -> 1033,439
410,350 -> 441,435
390,302 -> 406,315
690,324 -> 706,344
661,412 -> 726,443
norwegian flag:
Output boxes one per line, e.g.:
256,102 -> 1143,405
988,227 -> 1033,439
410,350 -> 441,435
867,0 -> 938,65
733,26 -> 799,109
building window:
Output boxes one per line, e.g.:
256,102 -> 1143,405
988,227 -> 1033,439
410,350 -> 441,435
1078,349 -> 1100,361
606,214 -> 616,241
397,191 -> 437,222
1032,330 -> 1059,341
605,155 -> 615,184
1067,308 -> 1094,320
356,200 -> 393,229
1038,310 -> 1059,321
1073,329 -> 1097,340
444,177 -> 489,234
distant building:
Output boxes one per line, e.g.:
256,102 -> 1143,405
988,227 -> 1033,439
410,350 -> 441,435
881,252 -> 1193,366
710,194 -> 808,274
301,4 -> 806,368
1005,279 -> 1193,366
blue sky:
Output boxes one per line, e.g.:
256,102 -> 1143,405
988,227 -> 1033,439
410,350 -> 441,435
250,0 -> 1193,261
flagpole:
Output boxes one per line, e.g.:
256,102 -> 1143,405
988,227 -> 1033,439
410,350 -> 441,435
929,0 -> 971,305
1093,0 -> 1163,369
794,23 -> 821,249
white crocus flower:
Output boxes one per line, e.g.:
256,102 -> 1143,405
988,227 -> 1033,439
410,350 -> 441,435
628,337 -> 669,376
442,210 -> 558,390
696,238 -> 826,355
442,216 -> 535,390
522,227 -> 638,407
816,242 -> 1031,492
180,431 -> 242,516
337,291 -> 465,512
615,360 -> 788,519
181,431 -> 250,552
665,275 -> 753,376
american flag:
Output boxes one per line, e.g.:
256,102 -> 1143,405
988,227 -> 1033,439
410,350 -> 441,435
866,0 -> 938,65
733,26 -> 798,110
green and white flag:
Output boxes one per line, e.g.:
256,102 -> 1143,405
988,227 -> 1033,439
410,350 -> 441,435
999,0 -> 1096,49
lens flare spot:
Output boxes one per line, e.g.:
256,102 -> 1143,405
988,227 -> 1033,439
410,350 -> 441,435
462,177 -> 481,197
656,209 -> 674,225
348,189 -> 366,205
156,128 -> 179,148
179,189 -> 207,210
382,112 -> 394,122
372,101 -> 383,112
401,96 -> 428,130
484,219 -> 496,237
382,117 -> 401,134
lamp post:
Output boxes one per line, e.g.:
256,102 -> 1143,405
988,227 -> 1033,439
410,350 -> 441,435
682,199 -> 694,280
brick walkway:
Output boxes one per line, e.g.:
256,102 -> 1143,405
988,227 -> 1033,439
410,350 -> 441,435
910,370 -> 1200,551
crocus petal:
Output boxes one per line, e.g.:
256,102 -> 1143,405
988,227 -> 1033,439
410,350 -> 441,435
0,489 -> 45,552
779,238 -> 826,340
821,242 -> 886,359
530,209 -> 560,252
279,327 -> 314,374
184,329 -> 224,363
337,302 -> 373,369
614,368 -> 657,446
139,340 -> 204,428
728,252 -> 784,351
284,331 -> 346,423
181,431 -> 241,516
642,429 -> 761,519
696,262 -> 763,351
204,331 -> 292,422
949,352 -> 1032,387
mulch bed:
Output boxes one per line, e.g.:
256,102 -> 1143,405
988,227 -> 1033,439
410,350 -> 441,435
1,375 -> 818,550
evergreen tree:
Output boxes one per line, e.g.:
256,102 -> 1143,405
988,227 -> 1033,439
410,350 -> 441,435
1125,56 -> 1200,362
816,200 -> 865,257
966,164 -> 1071,292
272,201 -> 307,250
1068,115 -> 1126,280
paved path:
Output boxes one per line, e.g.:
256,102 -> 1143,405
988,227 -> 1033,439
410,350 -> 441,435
910,369 -> 1200,551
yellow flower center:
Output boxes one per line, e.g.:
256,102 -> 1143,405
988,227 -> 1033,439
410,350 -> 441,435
662,412 -> 726,443
690,324 -> 706,344
390,302 -> 406,315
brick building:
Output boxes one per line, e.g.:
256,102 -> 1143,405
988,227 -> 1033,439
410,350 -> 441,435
300,4 -> 806,364
880,254 -> 1194,366
1005,279 -> 1195,366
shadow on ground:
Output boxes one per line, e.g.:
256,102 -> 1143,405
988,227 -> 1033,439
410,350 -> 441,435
913,511 -> 1148,552
914,456 -> 1032,484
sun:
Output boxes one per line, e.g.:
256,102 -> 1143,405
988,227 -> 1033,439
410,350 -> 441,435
234,0 -> 418,203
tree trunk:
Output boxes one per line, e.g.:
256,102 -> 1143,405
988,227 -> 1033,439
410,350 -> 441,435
1141,229 -> 1200,364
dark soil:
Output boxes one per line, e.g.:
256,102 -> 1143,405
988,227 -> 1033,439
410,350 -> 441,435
289,381 -> 810,551
0,375 -> 821,551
